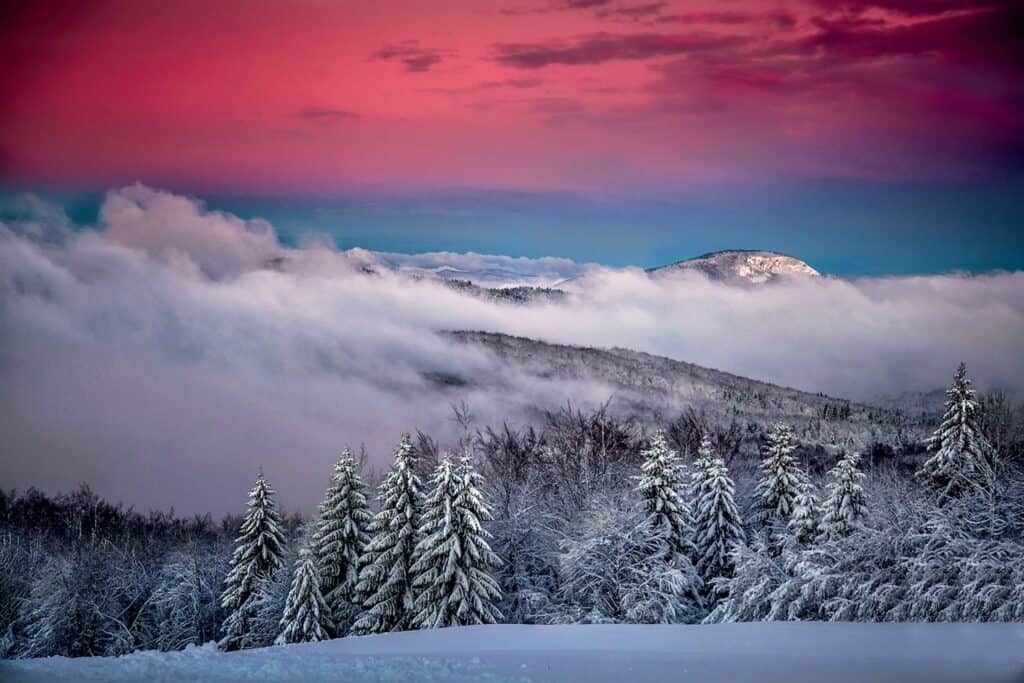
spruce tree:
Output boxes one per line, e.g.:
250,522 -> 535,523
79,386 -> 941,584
918,363 -> 996,500
819,451 -> 867,540
276,548 -> 332,645
787,480 -> 819,545
311,451 -> 372,636
691,434 -> 716,493
755,423 -> 805,525
691,436 -> 745,587
411,456 -> 502,628
350,434 -> 423,635
219,471 -> 286,651
637,430 -> 697,564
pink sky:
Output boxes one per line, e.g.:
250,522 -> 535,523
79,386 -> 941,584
1,0 -> 1021,195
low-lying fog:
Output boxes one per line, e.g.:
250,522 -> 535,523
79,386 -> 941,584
2,184 -> 1021,513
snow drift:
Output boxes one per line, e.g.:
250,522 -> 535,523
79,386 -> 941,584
2,622 -> 1022,683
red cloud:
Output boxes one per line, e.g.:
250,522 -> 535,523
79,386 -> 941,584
493,32 -> 750,68
372,40 -> 457,73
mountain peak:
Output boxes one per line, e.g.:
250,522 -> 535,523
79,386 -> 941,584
648,249 -> 820,284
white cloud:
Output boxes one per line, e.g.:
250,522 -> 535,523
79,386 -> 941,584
101,183 -> 280,278
1,185 -> 1021,513
342,247 -> 597,286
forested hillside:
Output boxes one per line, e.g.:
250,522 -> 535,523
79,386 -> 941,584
443,331 -> 934,452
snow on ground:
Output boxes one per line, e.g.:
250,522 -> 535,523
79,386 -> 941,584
3,622 -> 1023,683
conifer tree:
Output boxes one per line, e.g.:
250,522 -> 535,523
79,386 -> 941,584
555,498 -> 703,625
637,430 -> 697,564
755,423 -> 806,525
220,472 -> 286,651
704,534 -> 785,623
819,451 -> 867,540
276,548 -> 332,645
918,363 -> 996,500
350,434 -> 423,635
691,434 -> 716,490
411,456 -> 502,628
691,436 -> 745,586
787,480 -> 819,545
311,451 -> 372,636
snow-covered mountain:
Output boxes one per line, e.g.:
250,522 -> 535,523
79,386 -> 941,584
342,248 -> 819,289
647,250 -> 820,284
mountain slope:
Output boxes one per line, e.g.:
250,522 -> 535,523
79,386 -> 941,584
442,331 -> 933,448
648,250 -> 820,284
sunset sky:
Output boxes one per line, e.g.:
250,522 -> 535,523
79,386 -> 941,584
2,0 -> 1022,272
2,0 -> 1024,511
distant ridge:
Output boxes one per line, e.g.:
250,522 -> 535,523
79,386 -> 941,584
441,330 -> 930,447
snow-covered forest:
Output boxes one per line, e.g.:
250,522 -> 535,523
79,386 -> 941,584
1,364 -> 1023,660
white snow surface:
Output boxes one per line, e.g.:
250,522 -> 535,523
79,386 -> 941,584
649,250 -> 820,284
3,622 -> 1022,683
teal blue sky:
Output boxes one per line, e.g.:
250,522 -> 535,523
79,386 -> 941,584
4,179 -> 1022,277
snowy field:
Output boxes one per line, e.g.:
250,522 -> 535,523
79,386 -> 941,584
3,622 -> 1022,683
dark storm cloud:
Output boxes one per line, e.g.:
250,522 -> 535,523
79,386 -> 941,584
809,0 -> 1007,16
431,78 -> 546,96
656,10 -> 798,28
371,40 -> 456,73
630,3 -> 1024,179
787,6 -> 1024,70
478,78 -> 546,89
500,0 -> 613,14
293,108 -> 360,122
492,32 -> 750,69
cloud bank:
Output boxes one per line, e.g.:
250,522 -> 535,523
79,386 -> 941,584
2,185 -> 1021,513
343,247 -> 596,286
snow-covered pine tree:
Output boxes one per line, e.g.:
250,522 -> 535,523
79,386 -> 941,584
754,423 -> 806,525
249,552 -> 294,648
311,451 -> 372,636
411,456 -> 502,628
691,436 -> 745,587
787,480 -> 820,545
704,534 -> 787,623
553,498 -> 704,625
918,363 -> 996,500
350,434 -> 423,635
637,430 -> 697,565
453,456 -> 504,620
220,471 -> 286,651
276,548 -> 332,645
691,434 -> 716,491
818,451 -> 867,540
